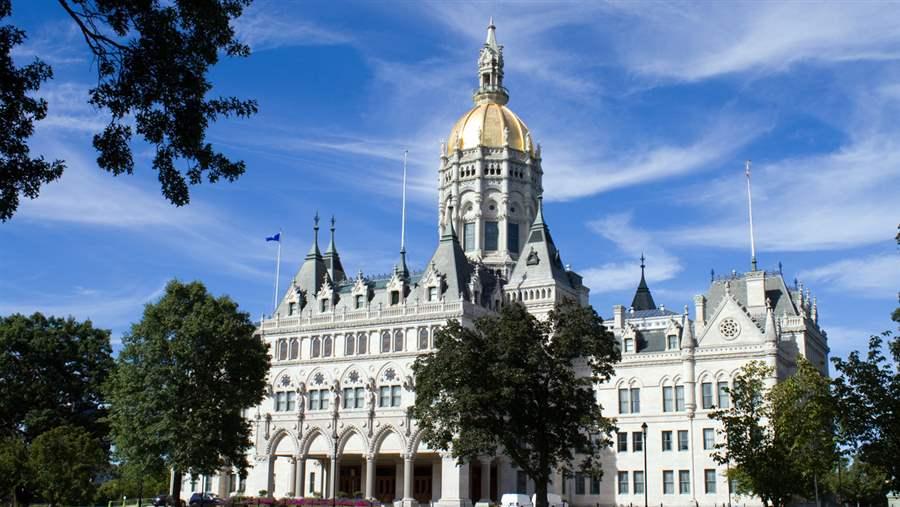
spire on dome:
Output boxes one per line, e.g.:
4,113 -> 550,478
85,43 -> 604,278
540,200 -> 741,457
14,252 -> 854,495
486,17 -> 498,48
474,18 -> 508,106
631,253 -> 657,311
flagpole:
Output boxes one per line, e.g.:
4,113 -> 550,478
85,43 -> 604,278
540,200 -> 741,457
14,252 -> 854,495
745,160 -> 757,271
273,230 -> 281,315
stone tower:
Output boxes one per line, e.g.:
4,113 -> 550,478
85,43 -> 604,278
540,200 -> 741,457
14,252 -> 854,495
438,19 -> 543,278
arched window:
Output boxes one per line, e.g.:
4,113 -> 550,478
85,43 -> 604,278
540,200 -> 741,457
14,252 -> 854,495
357,333 -> 367,355
277,340 -> 287,361
323,336 -> 332,357
381,331 -> 391,353
418,328 -> 429,350
311,337 -> 321,358
289,338 -> 299,360
345,335 -> 355,356
393,330 -> 404,352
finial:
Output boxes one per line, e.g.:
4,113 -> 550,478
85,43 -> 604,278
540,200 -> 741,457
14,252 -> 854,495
640,252 -> 646,274
314,211 -> 320,230
711,269 -> 715,282
330,215 -> 335,231
488,16 -> 494,28
778,261 -> 783,274
766,297 -> 772,310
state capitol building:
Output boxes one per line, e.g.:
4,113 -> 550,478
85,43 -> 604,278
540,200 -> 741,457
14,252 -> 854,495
181,21 -> 829,507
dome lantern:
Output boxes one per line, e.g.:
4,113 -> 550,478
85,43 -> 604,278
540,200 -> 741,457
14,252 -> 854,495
474,17 -> 508,106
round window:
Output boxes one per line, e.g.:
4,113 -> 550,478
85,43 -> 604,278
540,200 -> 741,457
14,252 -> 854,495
719,318 -> 740,339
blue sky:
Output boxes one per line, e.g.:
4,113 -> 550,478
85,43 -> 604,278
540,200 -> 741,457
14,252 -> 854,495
2,1 -> 898,360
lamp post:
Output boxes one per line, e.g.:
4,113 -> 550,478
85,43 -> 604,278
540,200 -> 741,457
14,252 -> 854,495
641,422 -> 648,507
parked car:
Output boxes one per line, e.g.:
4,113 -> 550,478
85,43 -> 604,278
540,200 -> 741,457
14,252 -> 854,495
189,493 -> 224,507
501,494 -> 533,507
153,495 -> 183,507
531,493 -> 567,507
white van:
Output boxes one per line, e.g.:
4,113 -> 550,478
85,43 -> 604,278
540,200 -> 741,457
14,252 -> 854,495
531,493 -> 567,507
501,494 -> 533,507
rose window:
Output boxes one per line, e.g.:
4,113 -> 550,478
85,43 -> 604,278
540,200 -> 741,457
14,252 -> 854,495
719,318 -> 740,339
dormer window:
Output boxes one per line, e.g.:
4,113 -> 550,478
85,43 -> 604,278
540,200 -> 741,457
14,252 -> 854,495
623,338 -> 634,353
288,302 -> 296,316
390,291 -> 400,306
427,286 -> 437,302
667,335 -> 679,350
320,299 -> 330,312
355,294 -> 364,309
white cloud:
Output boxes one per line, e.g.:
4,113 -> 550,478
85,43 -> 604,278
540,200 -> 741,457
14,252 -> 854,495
581,212 -> 682,294
0,283 -> 167,336
235,3 -> 351,51
799,254 -> 900,298
665,134 -> 900,253
612,2 -> 900,81
543,114 -> 767,201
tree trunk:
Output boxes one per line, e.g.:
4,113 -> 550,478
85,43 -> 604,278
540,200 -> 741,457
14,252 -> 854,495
534,477 -> 548,507
172,469 -> 183,507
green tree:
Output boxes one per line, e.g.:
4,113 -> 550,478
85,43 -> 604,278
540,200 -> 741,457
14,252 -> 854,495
832,331 -> 899,491
412,301 -> 620,507
28,425 -> 107,507
0,312 -> 114,443
711,359 -> 838,507
824,457 -> 889,507
770,358 -> 839,502
106,280 -> 269,505
711,361 -> 798,507
0,0 -> 257,221
95,459 -> 171,504
0,435 -> 29,505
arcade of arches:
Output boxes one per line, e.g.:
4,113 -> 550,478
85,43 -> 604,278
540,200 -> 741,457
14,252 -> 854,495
264,427 -> 501,506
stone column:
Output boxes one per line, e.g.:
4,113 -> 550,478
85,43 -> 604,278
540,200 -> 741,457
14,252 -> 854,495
475,457 -> 492,507
329,454 -> 339,499
365,454 -> 375,500
437,452 -> 471,507
265,456 -> 275,497
402,453 -> 416,507
296,456 -> 306,497
290,458 -> 298,496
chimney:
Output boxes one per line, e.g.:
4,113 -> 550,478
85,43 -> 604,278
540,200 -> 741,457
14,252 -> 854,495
745,270 -> 766,310
693,295 -> 706,327
613,305 -> 624,330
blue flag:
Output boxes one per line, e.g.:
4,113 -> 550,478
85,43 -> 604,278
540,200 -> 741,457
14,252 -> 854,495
266,233 -> 281,242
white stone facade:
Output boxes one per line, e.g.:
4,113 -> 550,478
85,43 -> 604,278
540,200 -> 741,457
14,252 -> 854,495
182,20 -> 828,507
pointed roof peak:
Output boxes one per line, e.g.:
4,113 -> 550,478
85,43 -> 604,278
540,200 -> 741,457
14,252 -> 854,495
325,215 -> 337,253
486,17 -> 497,48
306,212 -> 322,259
441,206 -> 458,241
631,253 -> 657,311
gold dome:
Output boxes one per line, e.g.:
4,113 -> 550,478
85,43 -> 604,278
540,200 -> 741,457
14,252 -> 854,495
447,103 -> 533,155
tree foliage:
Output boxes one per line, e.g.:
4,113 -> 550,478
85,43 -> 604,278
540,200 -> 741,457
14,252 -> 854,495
0,312 -> 114,443
412,301 -> 620,507
95,459 -> 171,503
0,0 -> 64,221
823,457 -> 889,507
832,331 -> 899,491
0,0 -> 257,221
106,279 -> 269,504
28,425 -> 107,507
0,435 -> 29,504
710,359 -> 838,507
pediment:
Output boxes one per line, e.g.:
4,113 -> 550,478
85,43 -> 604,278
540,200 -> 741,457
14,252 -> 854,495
698,292 -> 765,347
